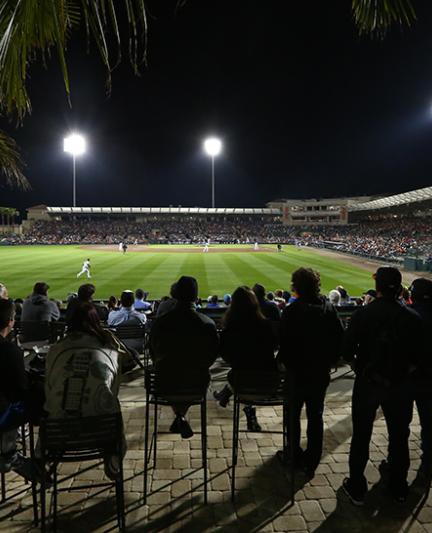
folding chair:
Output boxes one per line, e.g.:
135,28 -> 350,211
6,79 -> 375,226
230,371 -> 295,504
38,413 -> 125,532
143,368 -> 209,504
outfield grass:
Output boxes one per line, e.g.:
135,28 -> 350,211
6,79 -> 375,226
1,244 -> 377,300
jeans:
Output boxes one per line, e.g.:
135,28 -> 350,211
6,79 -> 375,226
349,377 -> 413,492
288,376 -> 329,471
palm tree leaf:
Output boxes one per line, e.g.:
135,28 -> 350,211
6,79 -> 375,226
0,130 -> 30,190
352,0 -> 416,37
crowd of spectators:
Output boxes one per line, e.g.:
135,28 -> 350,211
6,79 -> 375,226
1,265 -> 432,509
3,214 -> 432,261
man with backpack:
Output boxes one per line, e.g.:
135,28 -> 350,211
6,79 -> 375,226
278,268 -> 344,478
342,267 -> 422,505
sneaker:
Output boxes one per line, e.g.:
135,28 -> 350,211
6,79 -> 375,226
177,417 -> 194,439
342,477 -> 366,506
169,416 -> 182,434
243,406 -> 262,432
213,386 -> 231,408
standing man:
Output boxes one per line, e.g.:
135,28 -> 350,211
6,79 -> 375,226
277,268 -> 344,477
277,244 -> 282,253
122,242 -> 128,254
410,278 -> 432,479
342,267 -> 422,505
77,258 -> 91,279
203,240 -> 209,253
119,242 -> 123,253
254,242 -> 259,251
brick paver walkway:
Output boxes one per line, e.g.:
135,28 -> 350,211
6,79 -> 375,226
0,364 -> 430,532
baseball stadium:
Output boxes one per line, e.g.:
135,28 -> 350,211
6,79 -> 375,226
1,186 -> 431,301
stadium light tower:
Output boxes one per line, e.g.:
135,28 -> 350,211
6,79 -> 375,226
203,137 -> 222,208
64,133 -> 86,207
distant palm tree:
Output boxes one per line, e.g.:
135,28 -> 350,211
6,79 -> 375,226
0,0 -> 417,188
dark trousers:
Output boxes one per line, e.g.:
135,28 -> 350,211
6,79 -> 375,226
289,376 -> 329,471
349,377 -> 413,492
414,380 -> 432,469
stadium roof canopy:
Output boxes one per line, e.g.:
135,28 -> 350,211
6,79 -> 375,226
45,206 -> 281,215
348,186 -> 432,212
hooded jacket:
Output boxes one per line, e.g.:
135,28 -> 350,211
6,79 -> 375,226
21,293 -> 60,323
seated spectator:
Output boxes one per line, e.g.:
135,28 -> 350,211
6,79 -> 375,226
13,298 -> 23,319
217,286 -> 278,431
134,288 -> 152,311
66,283 -> 108,323
363,289 -> 376,305
253,284 -> 280,321
0,300 -> 42,480
282,290 -> 291,304
328,289 -> 341,306
0,283 -> 8,299
278,268 -> 344,477
336,286 -> 354,306
410,278 -> 432,479
44,302 -> 128,480
107,295 -> 118,312
21,282 -> 60,323
156,283 -> 177,317
400,286 -> 412,306
150,276 -> 218,438
207,295 -> 220,309
274,289 -> 286,310
108,290 -> 147,327
223,294 -> 231,306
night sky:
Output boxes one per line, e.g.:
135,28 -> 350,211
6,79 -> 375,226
2,0 -> 432,212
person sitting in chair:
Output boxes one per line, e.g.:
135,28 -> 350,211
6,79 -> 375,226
150,276 -> 218,438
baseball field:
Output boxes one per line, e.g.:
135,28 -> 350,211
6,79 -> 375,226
0,244 -> 393,300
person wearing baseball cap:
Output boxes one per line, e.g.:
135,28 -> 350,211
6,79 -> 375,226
342,266 -> 423,505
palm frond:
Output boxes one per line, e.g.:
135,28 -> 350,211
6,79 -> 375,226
352,0 -> 416,37
0,130 -> 29,190
0,0 -> 148,121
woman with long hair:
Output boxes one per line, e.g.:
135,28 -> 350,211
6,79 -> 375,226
44,302 -> 129,479
215,286 -> 278,431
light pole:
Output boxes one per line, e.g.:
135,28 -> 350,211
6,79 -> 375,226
64,133 -> 86,207
203,137 -> 222,208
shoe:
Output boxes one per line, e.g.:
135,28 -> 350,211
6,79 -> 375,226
213,386 -> 232,408
390,481 -> 408,504
177,417 -> 194,439
243,406 -> 262,432
169,416 -> 181,434
10,453 -> 44,483
342,477 -> 366,506
275,449 -> 304,468
104,456 -> 121,481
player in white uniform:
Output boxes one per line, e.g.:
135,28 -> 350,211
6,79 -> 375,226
119,242 -> 123,252
203,240 -> 209,253
254,242 -> 259,251
77,258 -> 91,278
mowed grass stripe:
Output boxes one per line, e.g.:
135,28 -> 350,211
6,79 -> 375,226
220,254 -> 280,291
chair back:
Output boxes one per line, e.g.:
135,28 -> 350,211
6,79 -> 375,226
39,413 -> 123,461
111,323 -> 146,354
230,370 -> 286,403
16,320 -> 51,343
145,368 -> 208,403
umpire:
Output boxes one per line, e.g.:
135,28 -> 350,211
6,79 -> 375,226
342,267 -> 423,505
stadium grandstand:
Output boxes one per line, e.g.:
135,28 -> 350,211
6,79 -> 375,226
0,185 -> 427,266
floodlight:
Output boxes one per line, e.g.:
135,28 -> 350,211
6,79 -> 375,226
63,132 -> 86,207
64,133 -> 86,156
204,137 -> 222,157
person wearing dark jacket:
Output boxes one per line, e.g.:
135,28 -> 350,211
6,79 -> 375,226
342,267 -> 423,505
410,277 -> 432,479
278,268 -> 344,477
150,276 -> 218,438
217,286 -> 278,431
66,283 -> 108,323
252,284 -> 280,321
21,282 -> 60,323
0,299 -> 41,480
